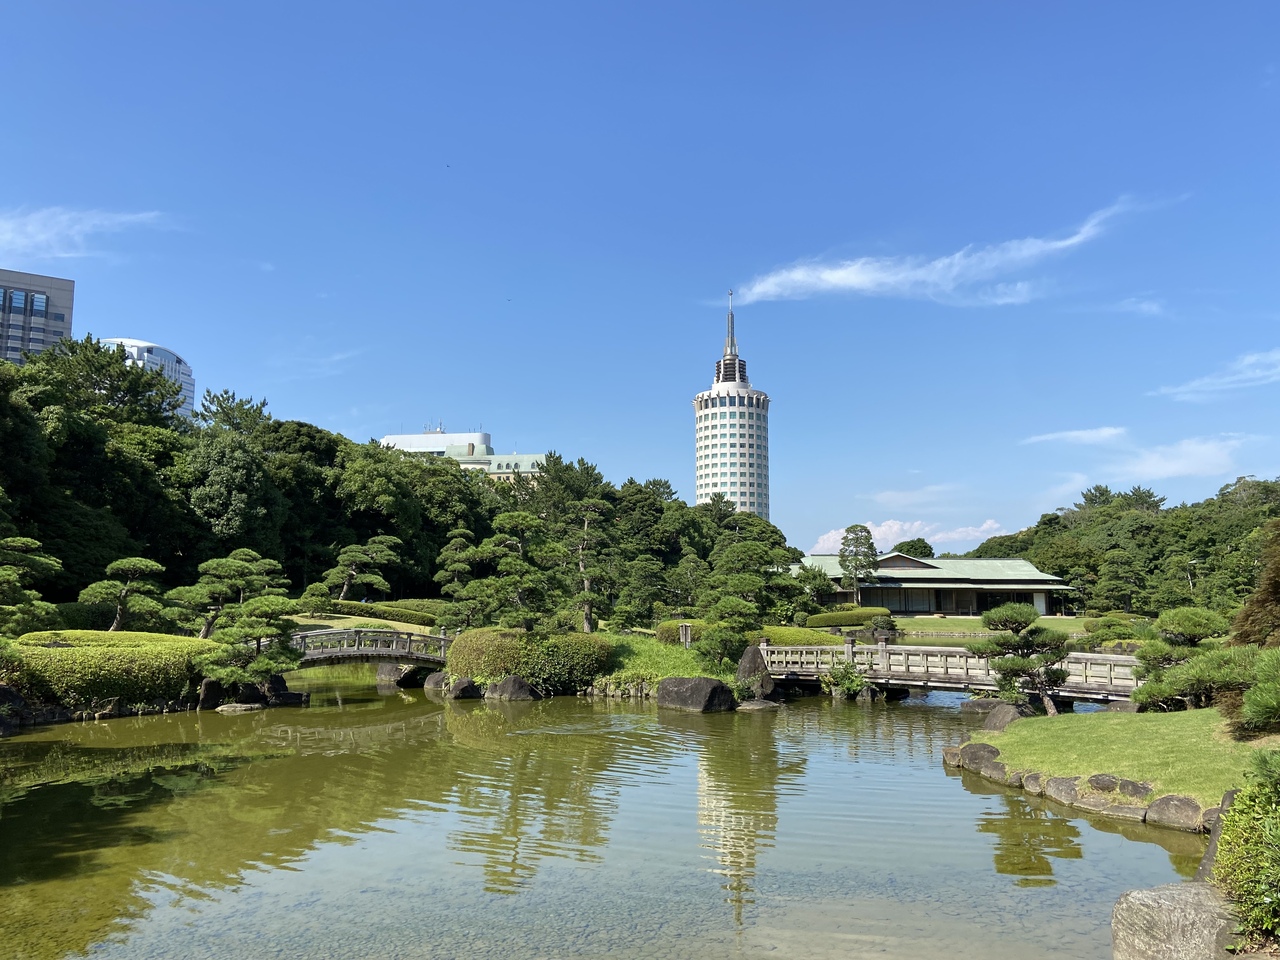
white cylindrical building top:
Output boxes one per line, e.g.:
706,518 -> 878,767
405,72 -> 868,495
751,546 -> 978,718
691,294 -> 771,521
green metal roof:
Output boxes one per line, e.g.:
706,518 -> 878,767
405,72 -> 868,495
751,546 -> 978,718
795,554 -> 1067,589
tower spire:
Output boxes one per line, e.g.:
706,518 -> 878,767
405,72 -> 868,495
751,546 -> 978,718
725,289 -> 737,357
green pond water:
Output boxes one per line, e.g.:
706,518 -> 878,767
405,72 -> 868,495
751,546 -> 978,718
0,669 -> 1204,960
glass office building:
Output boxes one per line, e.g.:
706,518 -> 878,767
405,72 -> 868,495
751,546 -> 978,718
0,269 -> 74,363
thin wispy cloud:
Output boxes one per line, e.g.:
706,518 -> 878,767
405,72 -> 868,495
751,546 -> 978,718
1109,436 -> 1246,482
270,349 -> 364,380
735,200 -> 1129,306
1022,426 -> 1126,445
0,206 -> 163,259
1153,349 -> 1280,402
1113,297 -> 1163,316
933,519 -> 1006,543
868,484 -> 957,509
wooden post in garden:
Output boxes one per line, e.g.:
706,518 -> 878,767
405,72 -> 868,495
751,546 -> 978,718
878,638 -> 889,673
679,622 -> 692,649
844,633 -> 854,665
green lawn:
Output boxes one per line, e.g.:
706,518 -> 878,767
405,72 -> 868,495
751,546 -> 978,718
968,708 -> 1260,807
596,632 -> 729,686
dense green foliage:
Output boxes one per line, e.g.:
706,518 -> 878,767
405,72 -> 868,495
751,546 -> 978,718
1154,605 -> 1231,645
12,630 -> 218,707
1235,519 -> 1280,646
890,537 -> 935,558
807,608 -> 892,628
968,480 -> 1280,616
1215,750 -> 1280,939
444,627 -> 614,693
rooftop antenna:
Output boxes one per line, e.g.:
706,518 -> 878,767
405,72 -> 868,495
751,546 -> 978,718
724,288 -> 738,357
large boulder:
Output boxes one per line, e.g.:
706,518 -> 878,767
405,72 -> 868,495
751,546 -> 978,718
735,646 -> 777,700
958,741 -> 1000,772
1112,882 -> 1235,960
485,675 -> 543,701
197,678 -> 224,711
423,671 -> 449,690
960,698 -> 1003,714
1088,773 -> 1119,793
982,703 -> 1035,732
215,703 -> 265,715
1119,778 -> 1153,800
656,677 -> 737,713
1196,790 -> 1238,881
234,683 -> 268,706
444,677 -> 482,700
1043,776 -> 1080,805
1145,795 -> 1205,833
268,691 -> 309,707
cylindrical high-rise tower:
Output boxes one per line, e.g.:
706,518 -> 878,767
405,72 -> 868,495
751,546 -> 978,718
692,293 -> 770,519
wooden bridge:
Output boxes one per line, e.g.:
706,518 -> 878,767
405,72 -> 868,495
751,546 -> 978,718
759,640 -> 1140,702
288,628 -> 451,670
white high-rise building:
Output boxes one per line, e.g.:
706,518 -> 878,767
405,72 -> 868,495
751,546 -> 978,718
693,294 -> 770,519
100,338 -> 196,417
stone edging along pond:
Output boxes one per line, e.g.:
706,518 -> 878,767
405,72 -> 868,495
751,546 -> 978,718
942,738 -> 1224,834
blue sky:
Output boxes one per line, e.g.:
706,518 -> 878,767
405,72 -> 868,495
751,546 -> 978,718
2,2 -> 1278,555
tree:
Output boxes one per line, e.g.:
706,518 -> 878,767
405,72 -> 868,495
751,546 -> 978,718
793,562 -> 835,614
1235,519 -> 1280,647
891,537 -> 935,558
1154,606 -> 1231,646
969,603 -> 1069,715
838,524 -> 878,605
0,536 -> 63,638
194,389 -> 271,434
78,557 -> 167,631
566,498 -> 614,633
322,535 -> 404,601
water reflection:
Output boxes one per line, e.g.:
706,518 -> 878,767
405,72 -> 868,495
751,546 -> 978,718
977,791 -> 1083,887
0,677 -> 1204,960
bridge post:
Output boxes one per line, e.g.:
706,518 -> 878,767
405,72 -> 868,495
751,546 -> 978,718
878,639 -> 889,673
844,634 -> 854,665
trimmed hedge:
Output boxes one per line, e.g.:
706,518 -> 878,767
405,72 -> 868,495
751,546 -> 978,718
13,630 -> 219,708
332,599 -> 437,628
654,619 -> 708,645
383,599 -> 446,617
445,627 -> 615,694
749,625 -> 837,645
807,607 -> 892,628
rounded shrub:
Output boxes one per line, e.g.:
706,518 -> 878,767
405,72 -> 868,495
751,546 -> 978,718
331,599 -> 436,628
13,630 -> 219,708
1154,606 -> 1231,646
806,608 -> 892,628
446,628 -> 528,681
521,633 -> 615,693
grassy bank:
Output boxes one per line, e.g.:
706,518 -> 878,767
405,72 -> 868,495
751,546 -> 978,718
293,613 -> 442,635
968,709 -> 1260,807
595,632 -> 729,687
896,615 -> 1091,636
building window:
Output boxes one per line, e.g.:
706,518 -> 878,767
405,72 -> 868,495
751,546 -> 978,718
10,291 -> 25,313
31,294 -> 46,318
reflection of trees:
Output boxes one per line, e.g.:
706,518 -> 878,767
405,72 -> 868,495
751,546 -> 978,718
0,689 -> 686,958
439,700 -> 678,894
664,712 -> 806,925
975,790 -> 1083,887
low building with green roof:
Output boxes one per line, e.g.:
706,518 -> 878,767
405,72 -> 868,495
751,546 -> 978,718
798,552 -> 1071,616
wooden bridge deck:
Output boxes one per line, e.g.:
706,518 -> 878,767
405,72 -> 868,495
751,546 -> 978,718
760,641 -> 1140,702
289,628 -> 451,669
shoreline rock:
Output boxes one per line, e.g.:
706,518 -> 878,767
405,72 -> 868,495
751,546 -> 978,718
656,677 -> 737,713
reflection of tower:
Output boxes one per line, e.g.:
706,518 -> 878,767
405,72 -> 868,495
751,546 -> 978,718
692,291 -> 771,519
696,758 -> 775,925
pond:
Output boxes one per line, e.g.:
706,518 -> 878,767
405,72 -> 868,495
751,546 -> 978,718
0,670 -> 1202,960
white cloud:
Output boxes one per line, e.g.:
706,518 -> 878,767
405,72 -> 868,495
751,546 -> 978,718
868,484 -> 957,509
735,200 -> 1127,306
1109,436 -> 1245,482
1153,349 -> 1280,401
933,519 -> 1007,543
866,520 -> 937,552
1022,426 -> 1126,445
0,206 -> 163,259
809,528 -> 847,554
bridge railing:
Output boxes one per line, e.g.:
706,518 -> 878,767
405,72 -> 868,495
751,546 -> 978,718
289,628 -> 450,661
758,642 -> 1140,696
